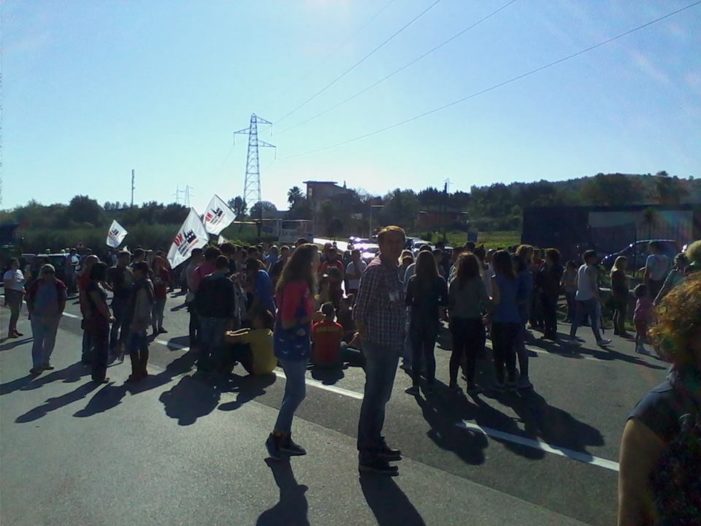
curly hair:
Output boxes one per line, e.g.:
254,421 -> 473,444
650,274 -> 701,365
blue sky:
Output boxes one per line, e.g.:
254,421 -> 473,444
3,0 -> 700,213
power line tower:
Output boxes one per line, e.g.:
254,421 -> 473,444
234,114 -> 275,239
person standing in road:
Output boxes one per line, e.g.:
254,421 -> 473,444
644,241 -> 671,300
245,257 -> 276,321
195,256 -> 236,374
78,255 -> 98,365
85,262 -> 113,383
405,250 -> 448,391
185,248 -> 205,346
345,249 -> 367,296
25,264 -> 67,375
353,226 -> 407,475
569,250 -> 611,347
266,244 -> 319,460
653,252 -> 688,305
3,258 -> 26,338
151,256 -> 170,336
538,248 -> 564,341
107,250 -> 133,361
269,245 -> 290,287
125,262 -> 154,383
610,256 -> 630,337
561,260 -> 578,323
448,252 -> 491,393
490,251 -> 521,390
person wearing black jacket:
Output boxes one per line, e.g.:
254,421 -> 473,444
195,256 -> 236,373
537,249 -> 564,340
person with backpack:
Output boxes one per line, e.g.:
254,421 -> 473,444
618,274 -> 701,525
25,264 -> 67,375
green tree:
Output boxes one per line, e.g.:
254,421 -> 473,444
65,195 -> 104,226
287,186 -> 304,207
227,196 -> 247,219
249,201 -> 278,219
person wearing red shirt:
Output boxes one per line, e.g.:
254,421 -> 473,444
312,302 -> 343,367
319,247 -> 345,280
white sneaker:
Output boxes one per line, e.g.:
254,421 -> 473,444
597,338 -> 612,347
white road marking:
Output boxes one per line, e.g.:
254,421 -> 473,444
62,312 -> 81,319
274,368 -> 364,400
456,421 -> 620,472
155,339 -> 190,352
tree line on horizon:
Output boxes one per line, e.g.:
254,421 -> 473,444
1,172 -> 698,247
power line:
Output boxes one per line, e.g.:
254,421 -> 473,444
280,0 -> 701,161
275,0 -> 442,124
278,0 -> 519,136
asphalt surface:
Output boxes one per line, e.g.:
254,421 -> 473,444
0,292 -> 668,525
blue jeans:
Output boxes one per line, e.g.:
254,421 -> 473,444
198,317 -> 228,371
570,298 -> 602,341
274,358 -> 308,434
30,315 -> 60,368
357,342 -> 400,462
109,298 -> 129,351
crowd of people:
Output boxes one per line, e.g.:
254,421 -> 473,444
2,231 -> 701,511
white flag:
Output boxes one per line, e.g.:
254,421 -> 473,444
203,194 -> 236,235
106,220 -> 128,248
167,208 -> 209,268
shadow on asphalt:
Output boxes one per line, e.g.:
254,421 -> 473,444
15,381 -> 101,423
532,334 -> 667,370
0,337 -> 34,352
413,383 -> 489,465
360,473 -> 426,526
74,383 -> 128,417
160,374 -> 221,425
163,335 -> 191,351
1,361 -> 91,396
257,459 -> 309,526
310,364 -> 345,385
218,373 -> 276,412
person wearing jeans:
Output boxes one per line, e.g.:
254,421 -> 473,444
266,244 -> 319,460
25,264 -> 67,375
570,250 -> 610,346
353,226 -> 407,475
448,252 -> 491,392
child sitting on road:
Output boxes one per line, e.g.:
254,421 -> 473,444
633,284 -> 654,355
336,294 -> 356,343
312,302 -> 344,368
223,309 -> 276,375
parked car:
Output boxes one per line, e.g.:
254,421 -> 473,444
601,239 -> 680,270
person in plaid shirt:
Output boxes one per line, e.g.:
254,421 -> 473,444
353,225 -> 407,475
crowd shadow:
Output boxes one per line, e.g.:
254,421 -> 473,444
257,459 -> 309,526
0,336 -> 33,351
15,381 -> 102,423
217,373 -> 276,412
359,473 -> 426,526
310,365 -> 345,385
159,373 -> 221,426
532,335 -> 667,370
1,361 -> 91,396
412,382 -> 488,465
74,383 -> 128,417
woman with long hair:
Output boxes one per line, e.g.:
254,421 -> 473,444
405,250 -> 448,390
448,252 -> 491,393
266,243 -> 319,460
610,256 -> 630,336
490,250 -> 521,390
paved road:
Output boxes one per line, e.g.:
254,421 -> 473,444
0,292 -> 667,525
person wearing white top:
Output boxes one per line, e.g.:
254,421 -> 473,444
345,249 -> 367,294
569,250 -> 610,346
3,258 -> 26,338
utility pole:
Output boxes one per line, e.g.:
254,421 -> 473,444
442,179 -> 450,243
131,169 -> 135,208
234,114 -> 275,241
